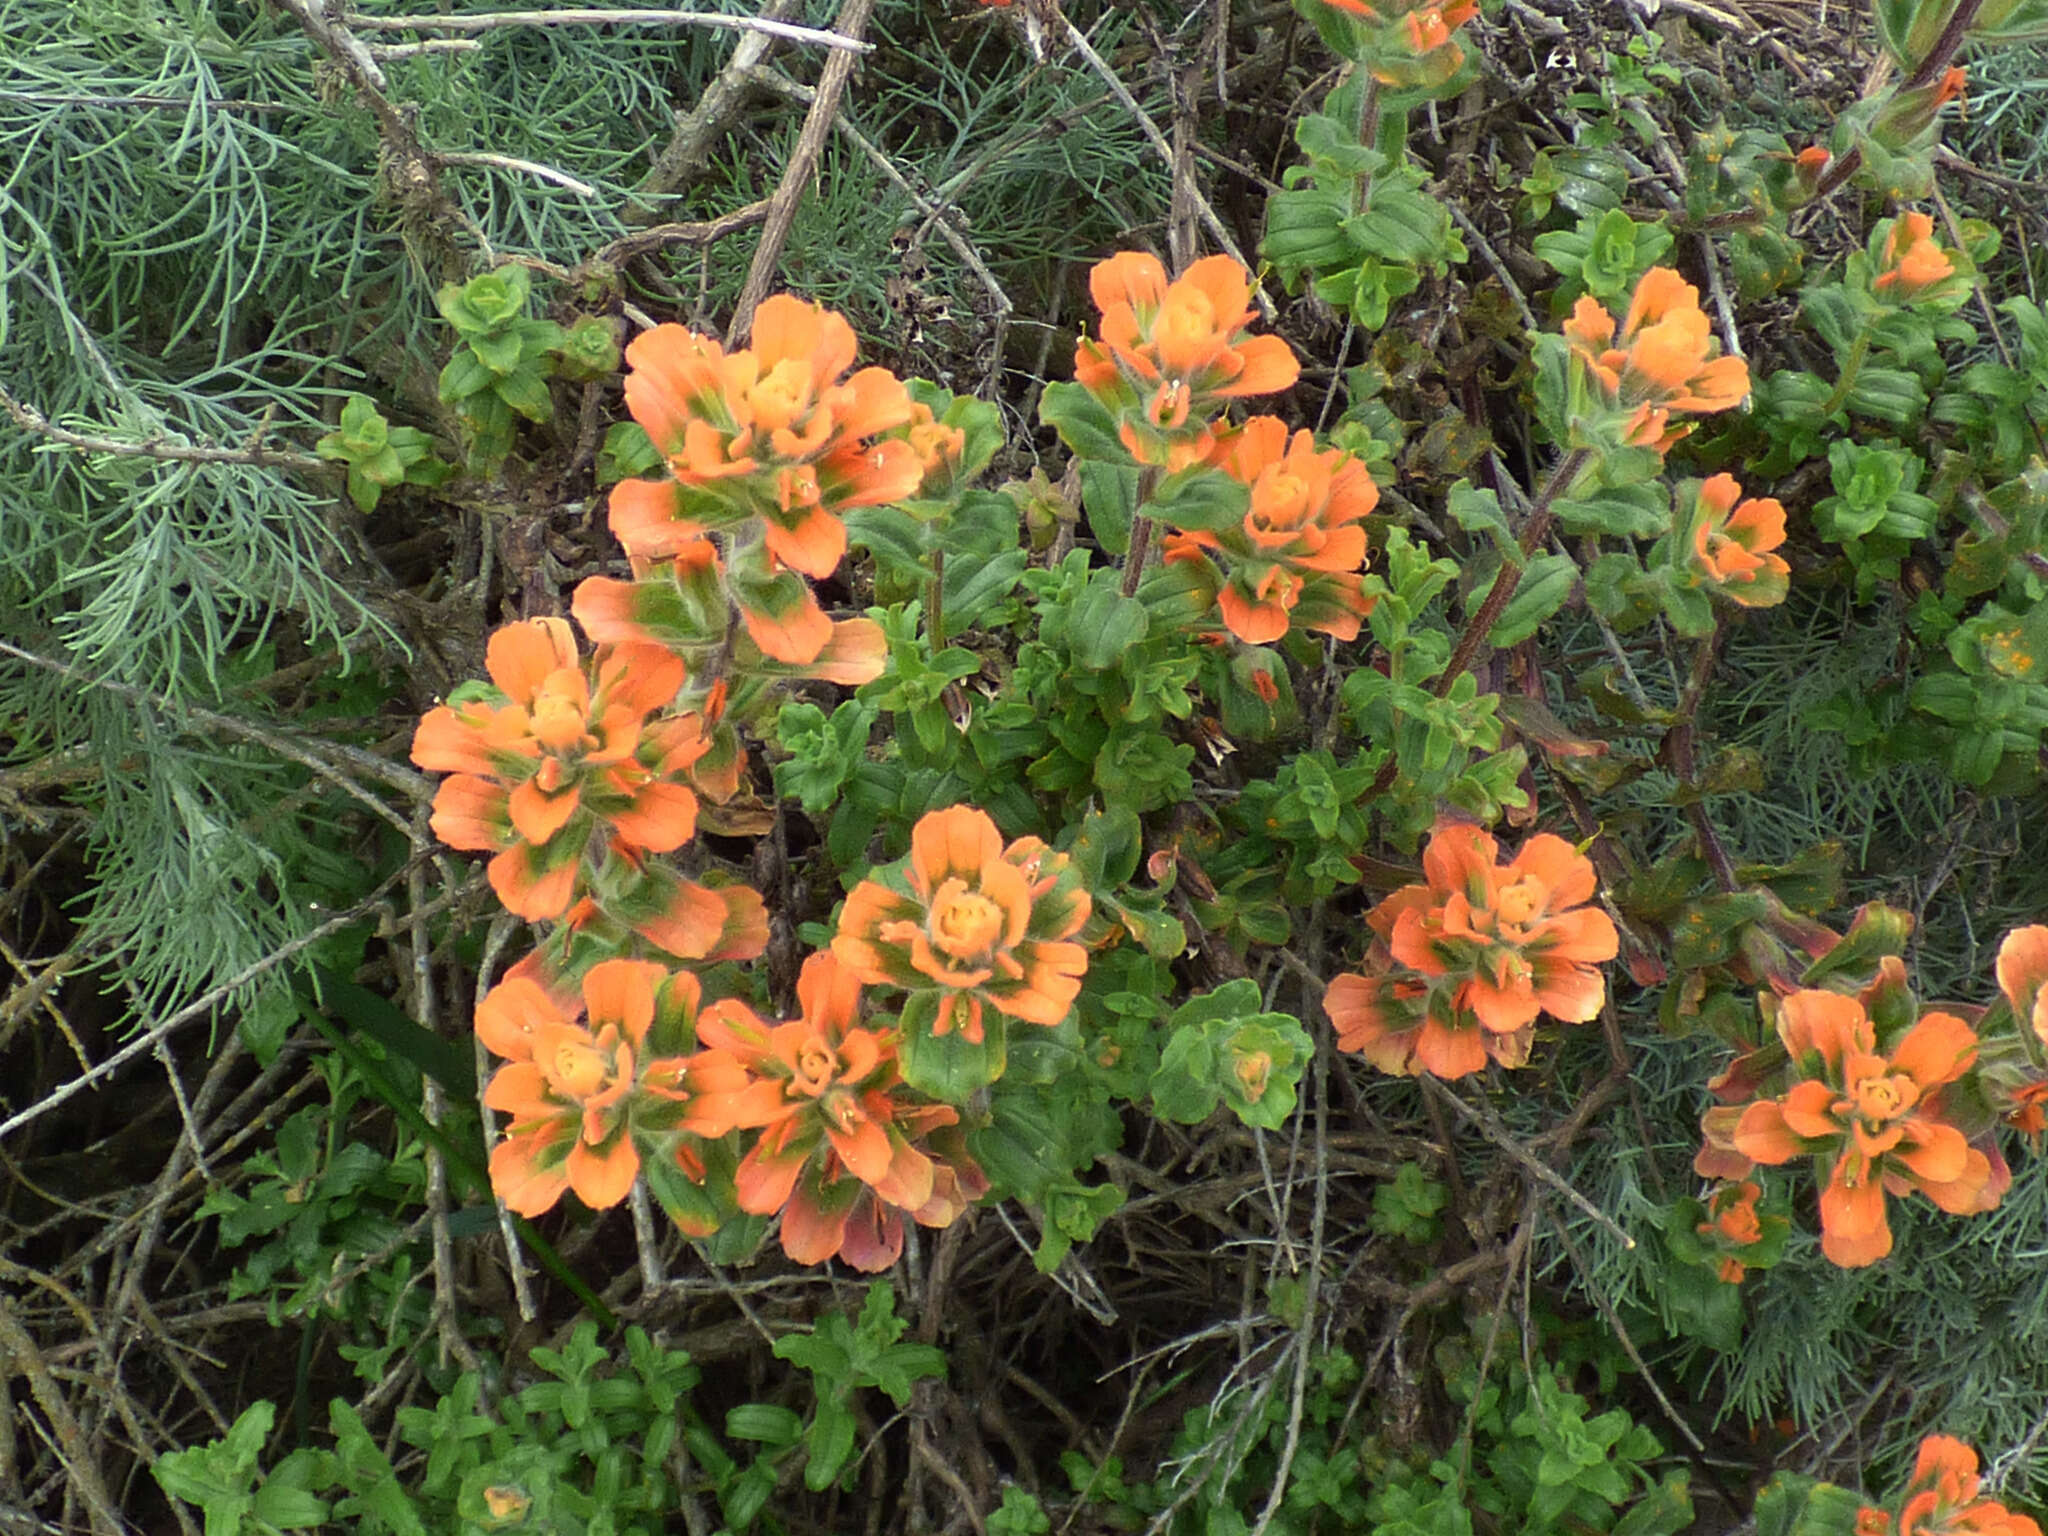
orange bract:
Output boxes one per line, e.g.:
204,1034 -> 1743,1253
686,953 -> 986,1271
1732,989 -> 1993,1267
1314,0 -> 1478,88
1695,1179 -> 1765,1284
1562,268 -> 1749,452
1074,252 -> 1298,467
1995,924 -> 2048,1049
411,619 -> 707,919
833,805 -> 1093,1045
1873,211 -> 1957,302
1163,415 -> 1378,644
1688,474 -> 1790,608
1863,1436 -> 2045,1536
1326,823 -> 1618,1080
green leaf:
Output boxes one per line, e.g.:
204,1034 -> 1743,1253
1079,459 -> 1140,555
597,421 -> 661,486
306,963 -> 473,1094
725,1404 -> 804,1447
1149,465 -> 1250,534
436,347 -> 494,403
804,1399 -> 857,1491
898,993 -> 1007,1097
493,367 -> 556,423
1068,580 -> 1150,671
1553,482 -> 1671,539
1039,380 -> 1128,464
1488,554 -> 1577,646
1753,1475 -> 1864,1536
1447,480 -> 1518,563
252,1478 -> 331,1530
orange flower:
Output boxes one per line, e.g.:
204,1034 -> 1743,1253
1323,971 -> 1490,1078
1162,416 -> 1378,643
2004,1079 -> 2048,1140
1732,990 -> 1993,1267
1562,267 -> 1749,452
1687,473 -> 1789,608
1695,1179 -> 1766,1283
478,958 -> 724,1215
1313,0 -> 1478,88
1994,924 -> 2048,1049
889,398 -> 969,497
613,297 -> 921,579
1074,252 -> 1299,467
1327,824 -> 1618,1080
1873,212 -> 1958,303
687,953 -> 986,1270
833,805 -> 1093,1045
411,619 -> 707,919
1867,1437 -> 2045,1536
1380,824 -> 1618,1034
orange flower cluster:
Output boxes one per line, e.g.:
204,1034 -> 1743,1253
1871,211 -> 1961,305
1323,823 -> 1618,1079
585,296 -> 912,670
412,619 -> 712,919
478,958 -> 706,1215
1992,925 -> 2048,1138
1315,0 -> 1478,89
1694,1179 -> 1767,1284
1858,1436 -> 2043,1536
1562,267 -> 1749,452
1685,473 -> 1790,609
686,953 -> 986,1270
475,947 -> 987,1271
1074,253 -> 1299,468
1725,985 -> 1996,1267
834,805 -> 1092,1046
1163,416 -> 1379,644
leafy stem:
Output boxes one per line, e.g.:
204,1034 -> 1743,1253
1120,464 -> 1165,598
1431,446 -> 1593,698
1817,326 -> 1873,418
1660,628 -> 1739,892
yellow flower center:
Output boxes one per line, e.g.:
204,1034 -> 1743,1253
1251,471 -> 1314,534
793,1035 -> 837,1096
1852,1073 -> 1916,1125
1494,874 -> 1545,928
529,690 -> 591,753
932,887 -> 1006,961
481,1487 -> 531,1522
1158,287 -> 1217,348
747,359 -> 813,434
550,1040 -> 611,1099
1233,1050 -> 1273,1103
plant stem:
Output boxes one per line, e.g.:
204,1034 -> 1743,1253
1430,446 -> 1592,699
929,547 -> 946,652
1811,0 -> 1985,202
1362,448 -> 1591,800
1351,76 -> 1382,218
1120,464 -> 1164,599
1817,326 -> 1873,417
1661,630 -> 1739,892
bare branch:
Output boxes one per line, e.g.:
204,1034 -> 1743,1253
0,384 -> 324,471
437,149 -> 598,197
340,8 -> 873,51
728,0 -> 878,343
